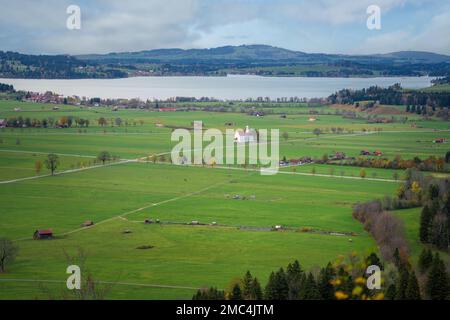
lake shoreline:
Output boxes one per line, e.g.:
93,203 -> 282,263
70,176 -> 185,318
0,75 -> 436,101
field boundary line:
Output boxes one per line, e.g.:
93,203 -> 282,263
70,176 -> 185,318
1,160 -> 135,185
0,278 -> 205,290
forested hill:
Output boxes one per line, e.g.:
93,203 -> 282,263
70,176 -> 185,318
1,45 -> 450,78
0,51 -> 127,79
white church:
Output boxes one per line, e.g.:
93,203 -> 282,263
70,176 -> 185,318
234,126 -> 257,143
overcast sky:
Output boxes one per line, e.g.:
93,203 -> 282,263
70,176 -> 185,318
0,0 -> 449,55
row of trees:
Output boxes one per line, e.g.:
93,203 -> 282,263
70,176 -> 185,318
34,151 -> 116,176
329,154 -> 449,173
194,254 -> 384,301
97,117 -> 144,127
3,116 -> 90,128
329,84 -> 450,108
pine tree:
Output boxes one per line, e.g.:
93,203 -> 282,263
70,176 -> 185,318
318,262 -> 335,300
405,271 -> 421,300
385,283 -> 397,300
426,253 -> 450,300
230,283 -> 242,300
273,268 -> 289,300
242,271 -> 253,300
418,248 -> 433,274
420,205 -> 433,243
303,272 -> 321,300
251,278 -> 263,300
395,265 -> 409,300
264,272 -> 277,300
286,260 -> 303,300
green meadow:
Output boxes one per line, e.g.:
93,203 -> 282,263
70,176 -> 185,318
0,99 -> 448,299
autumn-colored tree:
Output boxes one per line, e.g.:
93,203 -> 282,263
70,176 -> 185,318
35,160 -> 43,174
360,169 -> 367,179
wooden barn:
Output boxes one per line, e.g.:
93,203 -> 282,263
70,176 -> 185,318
33,229 -> 53,240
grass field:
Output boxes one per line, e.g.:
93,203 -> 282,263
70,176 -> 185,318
0,99 -> 449,299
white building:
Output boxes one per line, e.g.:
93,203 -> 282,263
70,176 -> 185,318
234,126 -> 257,143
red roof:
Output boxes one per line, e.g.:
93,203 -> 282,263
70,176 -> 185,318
37,229 -> 53,235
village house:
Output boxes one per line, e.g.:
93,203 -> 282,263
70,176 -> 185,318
433,138 -> 447,144
0,119 -> 6,128
33,229 -> 53,240
81,220 -> 94,227
234,126 -> 257,143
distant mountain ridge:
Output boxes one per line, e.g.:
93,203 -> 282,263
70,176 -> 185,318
76,45 -> 450,64
1,45 -> 450,79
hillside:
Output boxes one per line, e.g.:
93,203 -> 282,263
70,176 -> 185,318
1,45 -> 450,79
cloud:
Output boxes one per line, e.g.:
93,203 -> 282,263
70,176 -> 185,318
0,0 -> 448,54
359,9 -> 450,54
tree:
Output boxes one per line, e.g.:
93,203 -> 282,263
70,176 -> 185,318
44,154 -> 59,175
97,117 -> 107,127
230,283 -> 242,300
35,160 -> 43,174
282,132 -> 289,141
418,248 -> 433,274
286,260 -> 303,300
445,151 -> 450,164
242,271 -> 254,300
419,205 -> 433,243
359,169 -> 367,179
193,287 -> 225,300
250,278 -> 263,300
385,283 -> 397,300
318,263 -> 335,300
405,271 -> 421,300
114,118 -> 122,127
395,264 -> 409,300
302,272 -> 321,300
97,151 -> 111,165
426,253 -> 449,300
0,238 -> 18,273
264,272 -> 277,300
313,128 -> 322,137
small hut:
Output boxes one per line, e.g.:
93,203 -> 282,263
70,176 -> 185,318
81,220 -> 94,227
33,229 -> 53,240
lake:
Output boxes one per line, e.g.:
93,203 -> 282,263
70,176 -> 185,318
0,75 -> 434,100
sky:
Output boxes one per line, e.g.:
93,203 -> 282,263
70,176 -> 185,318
0,0 -> 449,55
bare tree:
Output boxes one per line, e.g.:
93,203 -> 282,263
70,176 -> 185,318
44,154 -> 59,175
0,238 -> 19,273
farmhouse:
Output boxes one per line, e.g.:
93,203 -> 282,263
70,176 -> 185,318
433,138 -> 447,144
308,117 -> 317,122
234,126 -> 257,143
33,229 -> 53,240
0,119 -> 6,128
81,220 -> 94,227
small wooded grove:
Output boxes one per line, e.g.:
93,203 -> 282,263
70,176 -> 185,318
193,250 -> 449,300
3,116 -> 90,128
335,154 -> 449,173
328,84 -> 450,108
354,169 -> 449,257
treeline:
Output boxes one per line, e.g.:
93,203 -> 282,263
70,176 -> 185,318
333,154 -> 449,173
329,84 -> 450,108
0,83 -> 14,92
3,116 -> 90,128
193,254 -> 384,301
419,185 -> 450,250
193,252 -> 449,300
0,51 -> 127,79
